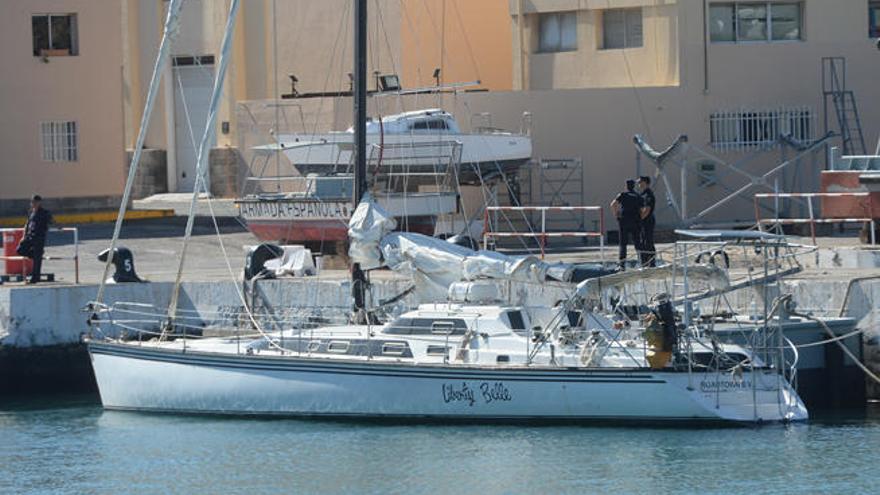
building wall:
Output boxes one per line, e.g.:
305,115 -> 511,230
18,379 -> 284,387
501,0 -> 880,228
0,0 -> 125,212
400,0 -> 513,90
512,0 -> 680,90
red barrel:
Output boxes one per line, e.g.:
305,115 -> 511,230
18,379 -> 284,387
2,229 -> 33,277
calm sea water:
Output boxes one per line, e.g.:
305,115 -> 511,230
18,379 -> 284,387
1,396 -> 878,495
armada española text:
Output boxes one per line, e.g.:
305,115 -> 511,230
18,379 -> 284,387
238,200 -> 353,220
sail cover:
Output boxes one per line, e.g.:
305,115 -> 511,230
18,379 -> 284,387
349,198 -> 571,299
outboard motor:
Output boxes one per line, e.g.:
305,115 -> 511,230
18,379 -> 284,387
96,247 -> 143,283
244,243 -> 283,280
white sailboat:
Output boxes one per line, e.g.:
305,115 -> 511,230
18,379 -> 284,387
87,0 -> 808,424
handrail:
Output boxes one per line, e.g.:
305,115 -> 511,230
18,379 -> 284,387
482,206 -> 605,260
754,192 -> 876,246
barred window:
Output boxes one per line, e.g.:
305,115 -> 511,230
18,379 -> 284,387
709,108 -> 814,151
40,121 -> 78,162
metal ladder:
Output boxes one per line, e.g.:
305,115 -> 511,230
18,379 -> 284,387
823,57 -> 867,156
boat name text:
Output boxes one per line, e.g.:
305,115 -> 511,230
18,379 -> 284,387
442,382 -> 512,406
239,200 -> 352,220
699,379 -> 753,393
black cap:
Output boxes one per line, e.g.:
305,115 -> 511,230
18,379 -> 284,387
31,194 -> 42,202
638,176 -> 651,185
625,179 -> 635,190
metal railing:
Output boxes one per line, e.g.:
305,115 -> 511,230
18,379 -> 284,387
754,192 -> 876,246
482,206 -> 605,259
0,227 -> 80,283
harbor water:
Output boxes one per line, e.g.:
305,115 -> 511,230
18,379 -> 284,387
2,396 -> 879,494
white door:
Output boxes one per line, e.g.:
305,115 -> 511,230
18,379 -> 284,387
172,56 -> 215,192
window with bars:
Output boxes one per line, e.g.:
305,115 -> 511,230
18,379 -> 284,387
709,107 -> 814,151
32,14 -> 78,56
709,2 -> 802,43
602,8 -> 643,49
870,1 -> 880,38
41,121 -> 78,162
537,12 -> 577,53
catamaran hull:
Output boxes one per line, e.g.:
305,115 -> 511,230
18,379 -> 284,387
89,343 -> 808,423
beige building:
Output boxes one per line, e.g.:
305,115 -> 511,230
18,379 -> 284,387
2,0 -> 879,230
0,1 -> 125,216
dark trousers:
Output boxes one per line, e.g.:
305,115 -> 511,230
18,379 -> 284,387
617,219 -> 641,264
29,245 -> 44,283
640,216 -> 656,267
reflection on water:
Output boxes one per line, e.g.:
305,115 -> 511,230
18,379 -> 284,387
2,396 -> 879,495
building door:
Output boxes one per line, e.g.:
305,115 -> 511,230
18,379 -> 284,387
172,55 -> 215,192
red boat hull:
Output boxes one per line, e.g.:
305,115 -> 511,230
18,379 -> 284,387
245,216 -> 436,244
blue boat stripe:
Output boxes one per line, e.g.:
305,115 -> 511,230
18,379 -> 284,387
89,343 -> 667,384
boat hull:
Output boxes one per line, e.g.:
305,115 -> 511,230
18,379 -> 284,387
237,193 -> 456,243
89,342 -> 808,423
244,216 -> 436,243
279,133 -> 532,184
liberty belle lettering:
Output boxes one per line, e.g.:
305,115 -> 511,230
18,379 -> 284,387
442,382 -> 512,406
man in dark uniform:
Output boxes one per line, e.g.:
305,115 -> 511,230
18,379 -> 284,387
638,176 -> 657,267
610,179 -> 643,269
18,194 -> 53,284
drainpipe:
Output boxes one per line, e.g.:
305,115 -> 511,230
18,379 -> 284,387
163,63 -> 177,192
517,0 -> 527,90
702,0 -> 709,94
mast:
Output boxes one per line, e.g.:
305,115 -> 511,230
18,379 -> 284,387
95,0 -> 185,305
165,0 -> 241,332
351,0 -> 368,323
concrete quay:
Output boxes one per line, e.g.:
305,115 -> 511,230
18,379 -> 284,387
1,217 -> 879,406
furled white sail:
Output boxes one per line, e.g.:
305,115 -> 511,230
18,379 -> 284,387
348,198 -> 571,299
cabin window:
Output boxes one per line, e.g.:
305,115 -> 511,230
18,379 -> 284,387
327,341 -> 350,353
40,121 -> 78,162
496,355 -> 511,363
385,318 -> 467,335
382,342 -> 407,356
505,311 -> 526,330
710,2 -> 803,43
32,14 -> 78,56
602,8 -> 643,50
871,1 -> 880,38
426,345 -> 449,356
307,341 -> 321,352
410,119 -> 448,131
537,12 -> 577,53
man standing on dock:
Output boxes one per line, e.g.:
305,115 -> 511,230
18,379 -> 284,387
638,176 -> 657,267
17,195 -> 53,284
611,179 -> 643,269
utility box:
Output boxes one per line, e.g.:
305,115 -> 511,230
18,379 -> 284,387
2,228 -> 33,277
